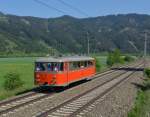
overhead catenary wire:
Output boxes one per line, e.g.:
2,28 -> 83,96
33,0 -> 67,14
34,0 -> 90,55
56,0 -> 89,17
56,0 -> 90,55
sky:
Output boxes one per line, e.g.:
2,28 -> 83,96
0,0 -> 150,18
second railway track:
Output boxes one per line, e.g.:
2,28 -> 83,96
0,61 -> 143,117
35,63 -> 143,117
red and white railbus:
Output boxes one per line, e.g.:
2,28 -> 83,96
34,56 -> 96,86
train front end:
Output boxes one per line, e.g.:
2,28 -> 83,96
34,60 -> 64,86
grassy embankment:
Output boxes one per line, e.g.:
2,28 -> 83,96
0,56 -> 107,100
128,70 -> 150,117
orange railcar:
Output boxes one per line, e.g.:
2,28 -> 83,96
34,56 -> 96,86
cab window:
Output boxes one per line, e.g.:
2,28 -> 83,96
35,62 -> 64,72
35,63 -> 47,71
88,61 -> 94,66
47,62 -> 64,71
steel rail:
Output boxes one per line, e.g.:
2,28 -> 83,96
0,59 -> 139,108
36,63 -> 143,117
71,65 -> 143,117
0,61 -> 143,116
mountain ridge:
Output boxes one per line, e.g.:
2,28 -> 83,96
0,12 -> 150,55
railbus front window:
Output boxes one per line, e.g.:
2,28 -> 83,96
88,61 -> 94,67
36,63 -> 47,71
35,62 -> 64,72
49,62 -> 64,72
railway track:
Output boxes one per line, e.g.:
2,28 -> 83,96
0,60 -> 138,107
35,63 -> 143,117
0,61 -> 143,117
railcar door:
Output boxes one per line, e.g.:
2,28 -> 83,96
48,62 -> 68,86
58,62 -> 68,86
65,62 -> 69,86
35,62 -> 48,85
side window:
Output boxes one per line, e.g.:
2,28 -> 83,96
88,61 -> 93,67
69,62 -> 80,70
84,61 -> 88,67
69,62 -> 74,70
47,62 -> 64,72
59,62 -> 64,71
80,61 -> 85,68
73,62 -> 79,69
77,61 -> 80,68
47,63 -> 52,71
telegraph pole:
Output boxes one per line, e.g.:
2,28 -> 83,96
144,32 -> 147,57
87,32 -> 90,55
144,31 -> 147,68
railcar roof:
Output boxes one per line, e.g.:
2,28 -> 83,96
35,56 -> 94,62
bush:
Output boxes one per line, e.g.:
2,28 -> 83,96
124,55 -> 134,62
113,49 -> 122,63
144,68 -> 150,78
107,49 -> 123,66
106,53 -> 114,66
95,57 -> 101,72
3,72 -> 24,90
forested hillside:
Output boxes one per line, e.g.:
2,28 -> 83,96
0,12 -> 150,55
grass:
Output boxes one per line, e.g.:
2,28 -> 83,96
0,56 -> 107,100
0,57 -> 36,100
94,56 -> 107,69
128,78 -> 150,117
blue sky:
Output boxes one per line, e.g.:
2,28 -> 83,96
0,0 -> 150,18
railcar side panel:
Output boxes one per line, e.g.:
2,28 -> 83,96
67,66 -> 95,85
55,72 -> 67,86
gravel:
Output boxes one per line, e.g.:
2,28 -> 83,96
83,70 -> 144,117
2,71 -> 125,117
0,61 -> 142,117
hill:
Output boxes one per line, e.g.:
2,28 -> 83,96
0,12 -> 150,56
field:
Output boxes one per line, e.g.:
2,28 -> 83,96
0,56 -> 107,100
0,57 -> 36,100
96,56 -> 107,69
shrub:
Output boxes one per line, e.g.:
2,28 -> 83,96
144,68 -> 150,78
124,55 -> 134,62
3,72 -> 24,90
120,56 -> 125,64
106,53 -> 114,66
113,49 -> 122,63
107,49 -> 126,66
95,57 -> 101,72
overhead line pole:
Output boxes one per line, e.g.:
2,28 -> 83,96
87,32 -> 90,55
144,31 -> 147,68
144,32 -> 147,58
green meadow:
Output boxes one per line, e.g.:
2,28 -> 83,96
0,56 -> 107,100
0,57 -> 36,100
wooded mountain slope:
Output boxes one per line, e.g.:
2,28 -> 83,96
0,12 -> 150,55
